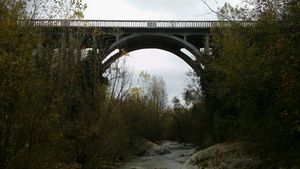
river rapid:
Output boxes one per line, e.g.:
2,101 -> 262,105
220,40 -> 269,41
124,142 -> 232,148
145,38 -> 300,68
117,141 -> 197,169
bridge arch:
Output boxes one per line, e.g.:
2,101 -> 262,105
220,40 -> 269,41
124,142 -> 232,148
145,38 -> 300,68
102,33 -> 203,74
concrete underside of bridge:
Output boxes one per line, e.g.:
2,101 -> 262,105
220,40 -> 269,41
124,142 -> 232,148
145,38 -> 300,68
41,27 -> 210,75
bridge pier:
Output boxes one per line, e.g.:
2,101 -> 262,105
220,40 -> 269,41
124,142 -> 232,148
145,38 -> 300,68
204,34 -> 210,55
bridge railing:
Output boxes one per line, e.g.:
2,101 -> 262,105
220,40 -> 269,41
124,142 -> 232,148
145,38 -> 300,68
20,19 -> 254,28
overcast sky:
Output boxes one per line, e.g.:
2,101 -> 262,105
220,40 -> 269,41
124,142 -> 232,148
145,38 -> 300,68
83,0 -> 240,104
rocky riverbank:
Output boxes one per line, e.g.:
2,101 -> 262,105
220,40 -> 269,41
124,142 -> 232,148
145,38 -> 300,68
136,140 -> 171,156
116,141 -> 299,169
185,142 -> 266,169
185,142 -> 299,169
117,140 -> 197,169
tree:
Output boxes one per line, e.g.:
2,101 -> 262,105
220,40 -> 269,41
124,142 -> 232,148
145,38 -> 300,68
0,1 -> 68,168
26,0 -> 87,19
119,72 -> 169,142
195,0 -> 300,165
147,75 -> 168,111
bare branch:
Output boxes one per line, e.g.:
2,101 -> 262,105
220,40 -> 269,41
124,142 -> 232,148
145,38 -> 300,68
199,0 -> 232,20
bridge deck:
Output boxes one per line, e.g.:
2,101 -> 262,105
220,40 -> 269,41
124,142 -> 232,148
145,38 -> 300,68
23,20 -> 253,29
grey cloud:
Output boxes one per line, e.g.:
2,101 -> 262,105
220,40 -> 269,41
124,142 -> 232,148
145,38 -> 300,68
126,0 -> 198,9
124,0 -> 241,19
125,0 -> 202,18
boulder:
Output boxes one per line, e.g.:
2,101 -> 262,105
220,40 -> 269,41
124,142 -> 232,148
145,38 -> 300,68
185,142 -> 272,169
136,140 -> 171,156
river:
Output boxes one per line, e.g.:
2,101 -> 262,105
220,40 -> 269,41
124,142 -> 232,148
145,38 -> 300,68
117,141 -> 197,169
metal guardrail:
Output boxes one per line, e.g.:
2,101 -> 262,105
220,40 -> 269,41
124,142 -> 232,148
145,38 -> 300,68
20,19 -> 254,28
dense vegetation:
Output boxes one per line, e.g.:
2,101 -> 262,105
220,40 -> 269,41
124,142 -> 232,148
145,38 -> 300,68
0,1 -> 171,168
1,0 -> 127,168
0,0 -> 299,169
177,0 -> 300,167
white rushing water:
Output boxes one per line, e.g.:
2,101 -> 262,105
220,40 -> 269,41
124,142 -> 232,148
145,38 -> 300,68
117,141 -> 197,169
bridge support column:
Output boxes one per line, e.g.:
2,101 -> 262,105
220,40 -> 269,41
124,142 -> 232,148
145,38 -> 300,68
204,34 -> 209,55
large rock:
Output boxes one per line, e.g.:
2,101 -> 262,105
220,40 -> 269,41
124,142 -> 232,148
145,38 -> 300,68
136,140 -> 171,156
185,142 -> 271,169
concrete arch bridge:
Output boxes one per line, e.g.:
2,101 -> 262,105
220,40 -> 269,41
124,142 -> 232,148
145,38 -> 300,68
30,20 -> 252,75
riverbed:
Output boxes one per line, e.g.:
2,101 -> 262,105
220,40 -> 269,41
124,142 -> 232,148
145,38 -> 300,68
117,141 -> 197,169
